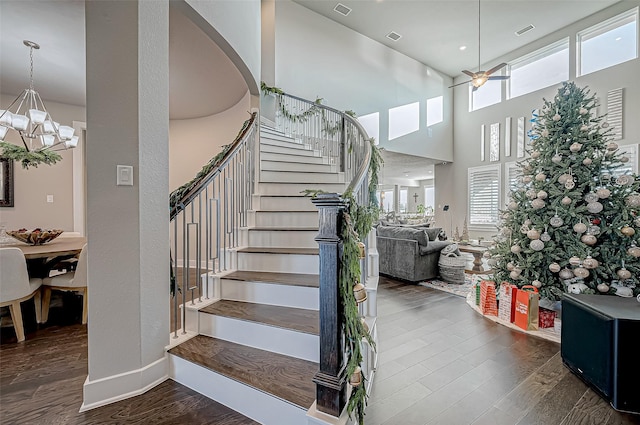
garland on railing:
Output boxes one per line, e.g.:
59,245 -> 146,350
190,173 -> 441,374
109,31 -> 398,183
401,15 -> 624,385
169,114 -> 253,216
0,142 -> 62,169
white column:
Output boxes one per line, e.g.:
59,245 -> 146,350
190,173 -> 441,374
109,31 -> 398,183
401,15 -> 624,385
82,0 -> 170,411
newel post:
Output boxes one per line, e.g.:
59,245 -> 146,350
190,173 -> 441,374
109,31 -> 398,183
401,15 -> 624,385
312,193 -> 347,417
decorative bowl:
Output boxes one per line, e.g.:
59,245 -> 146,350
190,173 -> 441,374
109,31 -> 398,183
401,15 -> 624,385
7,228 -> 63,245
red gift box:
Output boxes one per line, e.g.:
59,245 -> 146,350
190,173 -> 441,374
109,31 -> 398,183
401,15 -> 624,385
538,307 -> 556,328
480,280 -> 498,316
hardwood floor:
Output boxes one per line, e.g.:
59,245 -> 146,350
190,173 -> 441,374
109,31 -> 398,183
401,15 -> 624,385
2,276 -> 639,424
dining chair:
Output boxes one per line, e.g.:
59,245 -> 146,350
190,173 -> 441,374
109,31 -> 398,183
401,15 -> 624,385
0,247 -> 43,342
42,243 -> 88,324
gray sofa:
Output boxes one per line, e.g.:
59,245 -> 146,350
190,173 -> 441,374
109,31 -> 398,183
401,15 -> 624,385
376,226 -> 451,282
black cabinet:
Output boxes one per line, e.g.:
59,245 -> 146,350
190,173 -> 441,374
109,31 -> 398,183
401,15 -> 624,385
561,293 -> 640,414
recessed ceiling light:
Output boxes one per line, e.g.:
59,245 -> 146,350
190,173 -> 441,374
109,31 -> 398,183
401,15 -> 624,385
616,37 -> 622,41
428,170 -> 433,174
333,3 -> 352,16
459,45 -> 467,51
515,24 -> 535,36
386,31 -> 402,42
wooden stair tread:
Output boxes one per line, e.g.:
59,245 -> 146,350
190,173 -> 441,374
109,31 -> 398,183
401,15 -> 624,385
169,335 -> 317,410
201,300 -> 319,335
249,226 -> 318,231
237,247 -> 319,255
223,271 -> 319,288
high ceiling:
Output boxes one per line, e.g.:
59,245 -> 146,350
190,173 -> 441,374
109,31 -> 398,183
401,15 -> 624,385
292,0 -> 621,77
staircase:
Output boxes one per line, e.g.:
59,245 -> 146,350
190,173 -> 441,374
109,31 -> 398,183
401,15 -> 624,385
167,122 -> 378,425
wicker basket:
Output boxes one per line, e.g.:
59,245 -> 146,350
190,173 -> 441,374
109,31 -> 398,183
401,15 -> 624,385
438,252 -> 467,284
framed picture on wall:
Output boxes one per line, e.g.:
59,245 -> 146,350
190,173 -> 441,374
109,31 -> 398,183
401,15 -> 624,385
0,158 -> 14,207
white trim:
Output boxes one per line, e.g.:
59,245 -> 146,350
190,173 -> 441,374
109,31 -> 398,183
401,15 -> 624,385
80,356 -> 168,412
72,121 -> 87,235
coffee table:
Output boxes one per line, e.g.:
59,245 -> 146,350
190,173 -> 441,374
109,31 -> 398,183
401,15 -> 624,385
457,244 -> 491,274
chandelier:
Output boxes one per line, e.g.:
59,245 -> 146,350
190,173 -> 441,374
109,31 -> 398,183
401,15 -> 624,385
0,40 -> 78,168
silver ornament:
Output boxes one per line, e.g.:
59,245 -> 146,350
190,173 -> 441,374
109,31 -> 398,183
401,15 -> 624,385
569,256 -> 581,266
602,173 -> 612,181
627,245 -> 640,258
579,107 -> 588,115
584,193 -> 599,203
553,114 -> 561,121
635,217 -> 640,227
530,239 -> 544,251
526,189 -> 537,199
617,268 -> 632,280
626,194 -> 640,207
587,225 -> 601,236
549,262 -> 561,273
565,179 -> 576,189
542,129 -> 549,137
558,174 -> 570,184
550,215 -> 564,227
507,262 -> 515,271
532,280 -> 542,288
510,270 -> 521,280
583,157 -> 593,166
561,196 -> 572,205
511,245 -> 521,254
607,142 -> 618,151
587,202 -> 603,214
552,154 -> 563,164
508,201 -> 518,210
559,268 -> 574,280
580,124 -> 589,131
602,122 -> 610,128
531,199 -> 546,210
597,283 -> 610,293
524,219 -> 532,226
573,222 -> 587,234
537,190 -> 548,199
531,150 -> 541,159
621,156 -> 630,163
540,231 -> 551,242
583,256 -> 599,269
527,229 -> 540,240
522,176 -> 533,184
535,173 -> 547,182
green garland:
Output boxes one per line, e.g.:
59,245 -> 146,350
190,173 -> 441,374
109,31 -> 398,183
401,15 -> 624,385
0,141 -> 62,169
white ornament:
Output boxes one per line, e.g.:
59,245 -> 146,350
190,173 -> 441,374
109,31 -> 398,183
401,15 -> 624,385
508,201 -> 518,210
581,234 -> 597,245
526,189 -> 537,199
635,217 -> 640,227
596,188 -> 610,199
573,222 -> 587,234
527,229 -> 540,240
580,124 -> 589,131
597,283 -> 610,293
627,245 -> 640,258
587,202 -> 603,214
549,262 -> 561,273
553,114 -> 561,121
625,194 -> 640,207
522,176 -> 533,184
583,157 -> 593,166
617,268 -> 632,280
584,193 -> 599,203
583,256 -> 599,269
510,270 -> 521,280
616,175 -> 633,186
587,225 -> 601,236
550,215 -> 564,227
579,107 -> 588,115
535,173 -> 547,182
532,280 -> 542,288
612,282 -> 633,297
542,129 -> 549,137
606,142 -> 618,151
558,174 -> 570,184
511,245 -> 522,254
561,196 -> 572,206
524,219 -> 532,226
540,231 -> 551,242
602,122 -> 610,128
537,190 -> 548,200
531,150 -> 541,159
568,283 -> 589,294
570,142 -> 583,153
552,154 -> 563,164
530,239 -> 544,251
621,156 -> 630,163
565,179 -> 576,189
507,262 -> 515,271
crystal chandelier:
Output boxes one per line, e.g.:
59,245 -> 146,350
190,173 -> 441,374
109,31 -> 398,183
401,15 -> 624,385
0,40 -> 78,155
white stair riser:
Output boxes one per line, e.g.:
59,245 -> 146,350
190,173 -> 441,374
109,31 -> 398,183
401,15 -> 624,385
221,279 -> 319,310
260,170 -> 344,184
260,143 -> 320,157
199,314 -> 319,362
257,182 -> 346,196
254,195 -> 317,212
261,160 -> 336,173
248,229 -> 318,248
261,138 -> 309,150
238,252 -> 318,274
260,130 -> 299,143
170,356 -> 308,425
252,211 -> 319,228
260,152 -> 326,164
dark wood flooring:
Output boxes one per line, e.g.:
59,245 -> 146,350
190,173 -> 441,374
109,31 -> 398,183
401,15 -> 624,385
201,299 -> 319,334
169,335 -> 317,410
2,276 -> 639,424
224,270 -> 319,287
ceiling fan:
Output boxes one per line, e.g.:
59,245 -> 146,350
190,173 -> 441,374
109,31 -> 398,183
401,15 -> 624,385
449,0 -> 510,91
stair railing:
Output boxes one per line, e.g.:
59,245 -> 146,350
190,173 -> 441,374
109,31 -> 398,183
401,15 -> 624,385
273,92 -> 373,418
169,112 -> 258,338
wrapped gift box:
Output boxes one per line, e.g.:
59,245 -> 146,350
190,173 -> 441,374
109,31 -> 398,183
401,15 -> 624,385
480,280 -> 498,316
539,307 -> 556,329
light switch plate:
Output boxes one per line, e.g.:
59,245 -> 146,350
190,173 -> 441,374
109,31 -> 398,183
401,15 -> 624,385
47,195 -> 54,203
117,165 -> 134,186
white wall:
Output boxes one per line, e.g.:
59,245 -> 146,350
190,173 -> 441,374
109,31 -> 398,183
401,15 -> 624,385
272,0 -> 453,162
0,94 -> 84,231
169,90 -> 251,191
436,2 -> 640,240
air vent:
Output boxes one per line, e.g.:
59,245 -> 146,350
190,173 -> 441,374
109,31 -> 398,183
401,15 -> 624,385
333,3 -> 351,16
515,24 -> 535,36
386,31 -> 402,42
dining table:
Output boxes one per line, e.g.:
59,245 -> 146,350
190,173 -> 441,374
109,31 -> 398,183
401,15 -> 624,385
3,236 -> 87,278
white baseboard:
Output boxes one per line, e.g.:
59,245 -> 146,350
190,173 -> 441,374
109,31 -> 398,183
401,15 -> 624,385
80,355 -> 168,412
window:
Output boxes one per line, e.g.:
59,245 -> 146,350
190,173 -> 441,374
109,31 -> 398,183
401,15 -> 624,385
388,102 -> 419,140
377,189 -> 394,213
399,188 -> 408,213
470,78 -> 502,111
508,38 -> 569,99
468,165 -> 500,227
578,8 -> 638,76
426,96 -> 443,126
504,161 -> 522,206
358,112 -> 380,145
424,186 -> 435,211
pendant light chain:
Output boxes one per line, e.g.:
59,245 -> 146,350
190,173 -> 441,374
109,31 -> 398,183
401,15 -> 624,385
29,44 -> 35,92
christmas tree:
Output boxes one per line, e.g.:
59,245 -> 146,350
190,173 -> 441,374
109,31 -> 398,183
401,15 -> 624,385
490,81 -> 640,301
